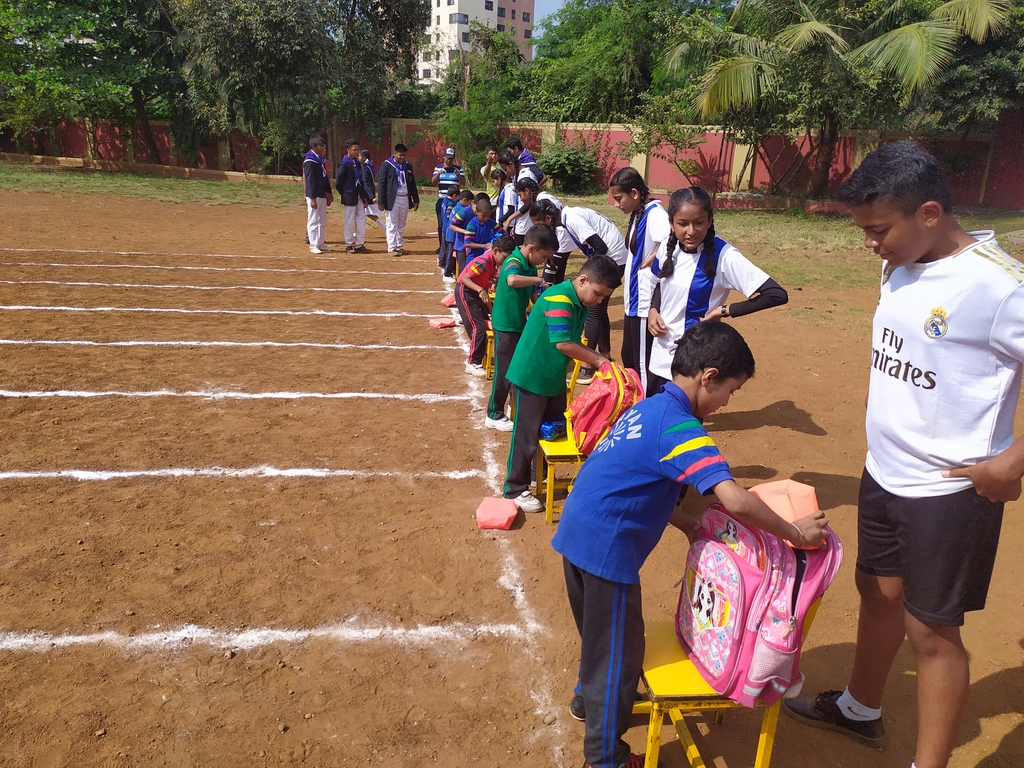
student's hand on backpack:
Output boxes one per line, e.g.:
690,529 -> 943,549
792,510 -> 829,549
943,457 -> 1023,503
648,309 -> 667,338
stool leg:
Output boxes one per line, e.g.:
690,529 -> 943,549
644,704 -> 664,768
668,708 -> 707,768
544,457 -> 556,524
753,702 -> 781,768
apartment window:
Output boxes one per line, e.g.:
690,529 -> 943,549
436,15 -> 440,24
510,9 -> 515,19
522,11 -> 530,21
497,23 -> 505,31
497,7 -> 505,17
449,49 -> 459,63
462,31 -> 470,42
485,0 -> 494,8
524,28 -> 532,38
450,12 -> 468,23
447,0 -> 454,5
423,69 -> 432,78
436,0 -> 439,6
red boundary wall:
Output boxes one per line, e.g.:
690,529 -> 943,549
3,112 -> 1022,208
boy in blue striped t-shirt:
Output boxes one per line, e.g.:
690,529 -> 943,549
551,321 -> 828,768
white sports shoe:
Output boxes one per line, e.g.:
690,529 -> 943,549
512,491 -> 544,514
484,415 -> 514,432
465,362 -> 486,377
443,276 -> 456,285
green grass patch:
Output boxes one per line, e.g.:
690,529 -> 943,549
0,162 -> 301,207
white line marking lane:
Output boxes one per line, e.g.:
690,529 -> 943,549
0,260 -> 434,276
0,279 -> 445,295
0,339 -> 460,350
0,305 -> 435,319
0,619 -> 531,653
0,467 -> 486,482
0,389 -> 470,403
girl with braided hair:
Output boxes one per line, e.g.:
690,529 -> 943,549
644,186 -> 788,396
609,167 -> 670,389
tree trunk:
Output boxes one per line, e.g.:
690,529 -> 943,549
132,86 -> 163,164
808,110 -> 839,199
84,117 -> 98,160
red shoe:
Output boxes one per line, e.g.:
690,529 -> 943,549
583,754 -> 644,768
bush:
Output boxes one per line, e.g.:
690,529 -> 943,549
537,140 -> 601,193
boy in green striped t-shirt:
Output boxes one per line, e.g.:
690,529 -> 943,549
486,225 -> 558,431
502,255 -> 622,513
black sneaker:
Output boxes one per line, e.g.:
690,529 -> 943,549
569,693 -> 585,721
353,245 -> 370,253
782,689 -> 886,749
576,367 -> 595,386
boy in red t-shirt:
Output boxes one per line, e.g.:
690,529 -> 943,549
456,234 -> 515,377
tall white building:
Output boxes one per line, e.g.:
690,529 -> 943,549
418,0 -> 536,82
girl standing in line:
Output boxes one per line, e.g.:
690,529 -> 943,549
644,186 -> 788,396
608,167 -> 671,390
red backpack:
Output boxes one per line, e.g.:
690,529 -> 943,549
565,362 -> 645,455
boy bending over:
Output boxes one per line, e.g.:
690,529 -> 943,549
552,321 -> 828,768
783,141 -> 1024,768
502,254 -> 622,513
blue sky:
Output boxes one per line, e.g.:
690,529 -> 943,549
533,0 -> 566,27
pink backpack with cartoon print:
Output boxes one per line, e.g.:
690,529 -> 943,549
675,492 -> 843,707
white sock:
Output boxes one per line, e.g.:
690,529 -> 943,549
836,688 -> 882,722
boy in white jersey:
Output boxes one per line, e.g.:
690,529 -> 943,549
783,141 -> 1024,768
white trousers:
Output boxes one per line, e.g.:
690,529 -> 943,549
385,194 -> 409,252
306,197 -> 327,250
343,204 -> 366,246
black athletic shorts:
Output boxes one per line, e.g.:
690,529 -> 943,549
856,468 -> 1004,627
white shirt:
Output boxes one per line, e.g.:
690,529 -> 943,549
864,232 -> 1024,497
515,191 -> 562,236
646,238 -> 769,378
559,206 -> 628,265
625,200 -> 670,318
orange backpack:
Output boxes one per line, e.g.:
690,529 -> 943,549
566,362 -> 645,455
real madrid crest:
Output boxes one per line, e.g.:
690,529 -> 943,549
924,306 -> 948,339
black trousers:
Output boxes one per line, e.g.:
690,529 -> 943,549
455,284 -> 490,365
620,315 -> 654,391
443,240 -> 456,277
488,330 -> 520,420
646,371 -> 669,398
503,386 -> 566,498
583,262 -> 624,358
564,558 -> 645,768
542,251 -> 572,284
435,197 -> 445,264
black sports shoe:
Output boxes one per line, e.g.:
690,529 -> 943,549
569,693 -> 586,721
782,689 -> 886,749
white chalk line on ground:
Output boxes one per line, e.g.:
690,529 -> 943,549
0,279 -> 445,295
0,388 -> 471,403
0,466 -> 486,482
0,305 -> 435,319
0,620 -> 529,654
448,289 -> 563,754
0,246 -> 437,267
0,260 -> 434,277
0,339 -> 460,351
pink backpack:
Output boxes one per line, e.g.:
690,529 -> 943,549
565,362 -> 644,455
675,500 -> 843,707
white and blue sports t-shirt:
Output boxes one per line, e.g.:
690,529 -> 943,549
624,200 -> 670,318
559,206 -> 628,265
865,231 -> 1024,497
645,238 -> 769,379
552,382 -> 734,584
515,191 -> 561,237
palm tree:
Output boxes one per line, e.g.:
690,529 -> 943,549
668,0 -> 1011,197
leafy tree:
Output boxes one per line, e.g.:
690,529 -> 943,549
529,0 -> 697,122
670,0 -> 1012,196
619,90 -> 705,186
431,23 -> 525,171
916,0 -> 1024,132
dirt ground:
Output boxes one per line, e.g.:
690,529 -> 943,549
0,188 -> 1021,768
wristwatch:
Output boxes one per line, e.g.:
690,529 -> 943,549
720,304 -> 729,318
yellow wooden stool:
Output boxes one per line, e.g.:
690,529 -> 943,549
633,603 -> 820,768
536,354 -> 586,523
483,329 -> 495,380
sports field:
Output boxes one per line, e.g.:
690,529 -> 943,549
0,167 -> 1021,767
